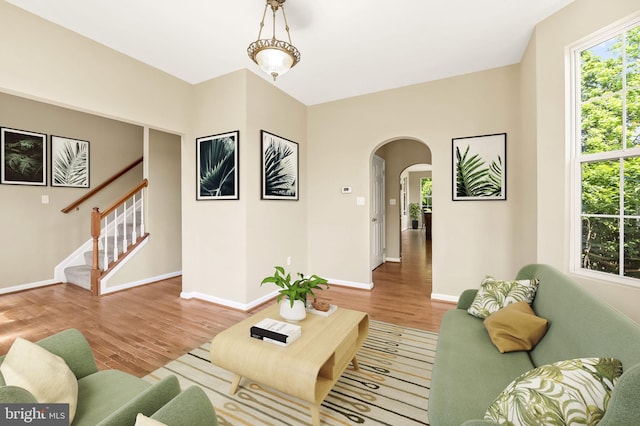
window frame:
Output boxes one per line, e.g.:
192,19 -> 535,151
569,15 -> 640,288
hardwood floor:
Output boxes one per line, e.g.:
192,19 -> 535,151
0,229 -> 454,377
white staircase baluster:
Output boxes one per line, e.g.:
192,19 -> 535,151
122,198 -> 128,252
132,193 -> 138,242
140,190 -> 145,235
112,209 -> 119,262
102,216 -> 108,270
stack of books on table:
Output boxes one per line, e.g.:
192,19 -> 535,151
250,318 -> 302,346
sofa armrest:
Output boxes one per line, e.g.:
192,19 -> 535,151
0,386 -> 38,403
97,375 -> 181,426
36,329 -> 99,380
457,289 -> 478,310
151,385 -> 218,426
599,363 -> 640,425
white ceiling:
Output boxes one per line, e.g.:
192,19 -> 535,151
7,0 -> 574,106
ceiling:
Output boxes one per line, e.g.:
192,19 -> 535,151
7,0 -> 574,106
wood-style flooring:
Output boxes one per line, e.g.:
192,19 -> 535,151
0,229 -> 454,377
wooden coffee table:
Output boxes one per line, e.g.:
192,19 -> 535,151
210,303 -> 369,426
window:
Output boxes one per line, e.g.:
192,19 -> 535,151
571,19 -> 640,284
421,177 -> 432,210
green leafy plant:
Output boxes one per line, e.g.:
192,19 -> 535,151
455,145 -> 503,197
261,266 -> 328,307
409,202 -> 421,221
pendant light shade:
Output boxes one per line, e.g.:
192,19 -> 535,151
247,0 -> 301,81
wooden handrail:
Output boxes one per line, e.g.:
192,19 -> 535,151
100,179 -> 148,218
61,157 -> 143,213
90,178 -> 148,296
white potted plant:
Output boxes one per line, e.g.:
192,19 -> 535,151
261,266 -> 329,322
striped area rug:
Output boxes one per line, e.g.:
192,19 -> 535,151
144,320 -> 437,425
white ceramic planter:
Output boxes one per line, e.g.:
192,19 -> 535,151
279,299 -> 307,322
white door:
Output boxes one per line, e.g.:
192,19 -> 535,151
371,155 -> 385,269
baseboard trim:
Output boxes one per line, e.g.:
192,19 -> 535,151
327,279 -> 374,290
0,278 -> 58,295
385,257 -> 401,263
431,293 -> 459,303
181,290 -> 277,311
101,270 -> 181,295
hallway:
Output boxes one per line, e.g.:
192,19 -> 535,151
320,228 -> 453,331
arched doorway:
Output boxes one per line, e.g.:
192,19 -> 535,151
370,138 -> 432,268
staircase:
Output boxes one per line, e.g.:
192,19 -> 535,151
60,179 -> 149,295
64,211 -> 141,289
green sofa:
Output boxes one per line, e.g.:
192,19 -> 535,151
0,329 -> 218,426
429,264 -> 640,425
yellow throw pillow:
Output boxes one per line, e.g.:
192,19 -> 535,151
483,301 -> 548,353
0,337 -> 78,421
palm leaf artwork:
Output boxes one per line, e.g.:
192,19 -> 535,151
455,145 -> 492,197
486,156 -> 504,196
53,139 -> 89,187
455,144 -> 504,198
199,136 -> 236,198
264,136 -> 296,197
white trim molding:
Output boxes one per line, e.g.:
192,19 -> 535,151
430,293 -> 459,303
327,278 -> 374,290
0,278 -> 58,295
181,290 -> 277,311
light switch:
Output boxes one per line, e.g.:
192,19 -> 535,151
389,198 -> 396,205
41,195 -> 49,204
356,196 -> 365,206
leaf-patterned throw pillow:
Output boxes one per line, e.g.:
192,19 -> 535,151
485,358 -> 623,425
467,277 -> 539,319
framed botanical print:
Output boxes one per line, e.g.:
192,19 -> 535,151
1,127 -> 47,186
452,133 -> 506,201
261,130 -> 299,200
197,131 -> 239,200
51,135 -> 90,188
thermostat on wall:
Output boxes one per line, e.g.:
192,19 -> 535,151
341,186 -> 352,194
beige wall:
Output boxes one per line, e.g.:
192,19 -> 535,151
180,70 -> 307,308
308,66 -> 524,294
0,92 -> 143,289
531,0 -> 640,322
0,2 -> 192,134
103,129 -> 183,289
181,71 -> 249,305
0,1 -> 189,293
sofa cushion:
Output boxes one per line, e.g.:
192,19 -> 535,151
0,337 -> 78,421
485,357 -> 622,425
483,301 -> 548,353
467,276 -> 539,319
151,385 -> 218,426
73,370 -> 150,426
428,309 -> 535,426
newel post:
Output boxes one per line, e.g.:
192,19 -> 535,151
90,207 -> 101,296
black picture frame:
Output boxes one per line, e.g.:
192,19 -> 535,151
196,130 -> 239,200
261,130 -> 299,201
1,127 -> 47,186
51,135 -> 90,188
452,132 -> 507,201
